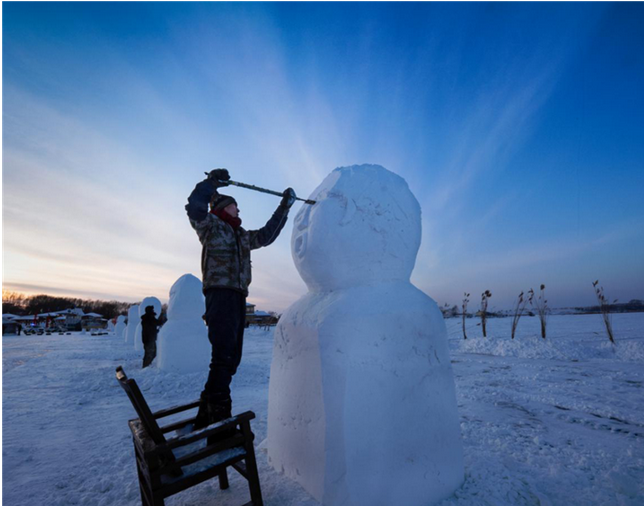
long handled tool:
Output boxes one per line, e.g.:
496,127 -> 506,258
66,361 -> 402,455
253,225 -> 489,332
204,173 -> 316,205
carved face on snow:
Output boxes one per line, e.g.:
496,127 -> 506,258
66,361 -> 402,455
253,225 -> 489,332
291,164 -> 422,292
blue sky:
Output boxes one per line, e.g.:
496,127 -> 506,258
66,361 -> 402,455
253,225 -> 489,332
3,2 -> 644,312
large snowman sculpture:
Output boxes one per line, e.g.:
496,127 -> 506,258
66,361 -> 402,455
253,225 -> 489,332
267,164 -> 464,506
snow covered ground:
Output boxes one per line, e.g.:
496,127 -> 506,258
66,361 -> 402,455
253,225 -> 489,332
3,313 -> 643,506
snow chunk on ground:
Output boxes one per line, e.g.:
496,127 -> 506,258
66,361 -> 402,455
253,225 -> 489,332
448,314 -> 644,362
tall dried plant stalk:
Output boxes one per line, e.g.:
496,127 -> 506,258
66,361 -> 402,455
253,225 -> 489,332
511,291 -> 528,339
480,290 -> 492,337
529,285 -> 548,339
462,293 -> 470,340
593,280 -> 616,344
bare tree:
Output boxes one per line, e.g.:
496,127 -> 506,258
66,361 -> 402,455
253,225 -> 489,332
1,291 -> 130,320
593,280 -> 616,344
462,293 -> 470,340
511,291 -> 528,339
2,290 -> 27,314
529,285 -> 548,339
440,303 -> 458,318
480,290 -> 492,337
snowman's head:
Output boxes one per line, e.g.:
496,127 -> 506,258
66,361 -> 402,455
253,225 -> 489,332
167,274 -> 204,320
139,297 -> 161,318
291,164 -> 421,292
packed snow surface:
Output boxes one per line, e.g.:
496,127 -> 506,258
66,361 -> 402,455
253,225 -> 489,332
157,274 -> 210,374
268,165 -> 463,505
2,313 -> 644,505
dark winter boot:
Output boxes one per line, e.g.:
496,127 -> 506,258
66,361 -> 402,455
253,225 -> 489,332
193,398 -> 212,431
206,400 -> 234,446
193,397 -> 233,432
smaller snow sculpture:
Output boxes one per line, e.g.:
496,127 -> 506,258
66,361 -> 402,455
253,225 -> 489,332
115,315 -> 127,340
158,274 -> 210,373
134,298 -> 162,352
107,320 -> 116,333
125,305 -> 139,346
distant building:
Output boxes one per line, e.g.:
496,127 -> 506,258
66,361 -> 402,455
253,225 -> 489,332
2,309 -> 106,333
81,312 -> 107,330
52,308 -> 85,328
12,315 -> 41,328
245,306 -> 279,326
2,315 -> 22,335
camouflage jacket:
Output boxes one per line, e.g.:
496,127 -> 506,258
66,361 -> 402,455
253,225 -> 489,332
186,180 -> 289,296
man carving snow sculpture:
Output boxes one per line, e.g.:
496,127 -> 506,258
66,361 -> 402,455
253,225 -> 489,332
186,168 -> 296,429
267,164 -> 464,506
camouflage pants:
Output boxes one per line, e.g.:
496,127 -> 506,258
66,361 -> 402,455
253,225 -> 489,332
201,288 -> 246,407
142,340 -> 157,368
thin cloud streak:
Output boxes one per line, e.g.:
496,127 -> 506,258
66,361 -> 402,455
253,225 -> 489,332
413,15 -> 608,305
2,282 -> 149,303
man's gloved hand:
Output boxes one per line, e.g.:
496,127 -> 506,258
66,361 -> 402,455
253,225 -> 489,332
207,168 -> 231,188
281,188 -> 297,209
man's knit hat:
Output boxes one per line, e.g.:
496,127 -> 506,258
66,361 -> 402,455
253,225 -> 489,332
210,194 -> 237,212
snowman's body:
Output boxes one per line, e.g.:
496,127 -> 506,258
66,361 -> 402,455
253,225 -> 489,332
267,165 -> 463,506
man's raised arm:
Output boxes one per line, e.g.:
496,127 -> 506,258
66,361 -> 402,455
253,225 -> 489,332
185,169 -> 230,222
249,188 -> 296,249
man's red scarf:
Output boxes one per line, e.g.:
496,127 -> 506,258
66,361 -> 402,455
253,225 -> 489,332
211,208 -> 242,229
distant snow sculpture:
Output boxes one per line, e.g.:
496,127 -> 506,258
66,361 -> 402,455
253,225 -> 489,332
125,305 -> 139,346
267,164 -> 464,505
134,297 -> 162,352
157,274 -> 210,373
115,315 -> 127,340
